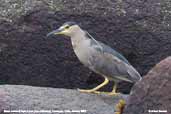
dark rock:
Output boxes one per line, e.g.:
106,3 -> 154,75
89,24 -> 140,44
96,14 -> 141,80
0,0 -> 171,93
123,57 -> 171,114
0,85 -> 128,114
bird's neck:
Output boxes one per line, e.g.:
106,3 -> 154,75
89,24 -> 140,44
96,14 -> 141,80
70,30 -> 87,47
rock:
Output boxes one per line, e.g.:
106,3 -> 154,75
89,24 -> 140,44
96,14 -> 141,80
0,0 -> 171,93
123,57 -> 171,114
0,85 -> 128,114
0,0 -> 48,21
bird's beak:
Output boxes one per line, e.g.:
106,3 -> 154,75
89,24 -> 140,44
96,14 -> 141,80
46,29 -> 63,37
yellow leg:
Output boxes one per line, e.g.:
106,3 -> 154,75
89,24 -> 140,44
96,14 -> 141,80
108,82 -> 120,95
78,76 -> 109,93
93,82 -> 120,96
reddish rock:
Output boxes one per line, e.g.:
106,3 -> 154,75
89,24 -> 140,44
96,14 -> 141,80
123,57 -> 171,114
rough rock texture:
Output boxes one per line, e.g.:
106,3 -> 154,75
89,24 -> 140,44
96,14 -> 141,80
0,85 -> 128,114
0,0 -> 171,93
123,57 -> 171,114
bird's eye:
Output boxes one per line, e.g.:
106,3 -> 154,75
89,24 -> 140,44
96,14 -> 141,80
65,26 -> 70,29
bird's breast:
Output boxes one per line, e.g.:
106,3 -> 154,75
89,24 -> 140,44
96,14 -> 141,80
72,39 -> 94,67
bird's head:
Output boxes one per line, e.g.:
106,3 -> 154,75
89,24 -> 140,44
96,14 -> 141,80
47,22 -> 82,37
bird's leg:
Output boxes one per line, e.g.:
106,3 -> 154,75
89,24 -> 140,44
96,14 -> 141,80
78,76 -> 109,93
93,82 -> 120,96
108,82 -> 120,95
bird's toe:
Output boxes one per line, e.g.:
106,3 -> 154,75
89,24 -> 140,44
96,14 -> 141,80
93,91 -> 120,96
77,88 -> 97,93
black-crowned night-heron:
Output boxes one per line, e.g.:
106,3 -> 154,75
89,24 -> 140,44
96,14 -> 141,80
47,22 -> 142,95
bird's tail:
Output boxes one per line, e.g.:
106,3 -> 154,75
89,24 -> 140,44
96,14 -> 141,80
127,65 -> 142,83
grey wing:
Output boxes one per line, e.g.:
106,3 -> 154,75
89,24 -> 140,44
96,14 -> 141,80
89,41 -> 141,83
103,52 -> 141,83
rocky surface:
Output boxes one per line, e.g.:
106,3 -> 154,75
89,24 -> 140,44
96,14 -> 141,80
123,57 -> 171,114
0,85 -> 128,114
0,0 -> 171,93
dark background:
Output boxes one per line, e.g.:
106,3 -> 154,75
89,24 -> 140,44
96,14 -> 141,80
0,0 -> 170,93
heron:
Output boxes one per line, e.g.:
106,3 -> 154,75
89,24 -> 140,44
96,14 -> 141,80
47,22 -> 141,96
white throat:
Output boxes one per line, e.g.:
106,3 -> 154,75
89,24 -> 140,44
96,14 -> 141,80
71,29 -> 87,48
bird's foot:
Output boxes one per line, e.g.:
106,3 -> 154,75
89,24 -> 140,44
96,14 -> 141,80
77,88 -> 98,93
115,99 -> 126,114
77,88 -> 120,96
77,88 -> 121,96
92,91 -> 121,96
